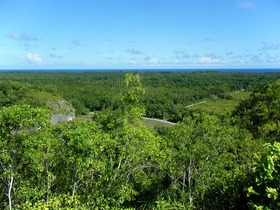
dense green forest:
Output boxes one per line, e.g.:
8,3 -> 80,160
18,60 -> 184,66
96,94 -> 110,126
0,71 -> 280,209
1,71 -> 280,119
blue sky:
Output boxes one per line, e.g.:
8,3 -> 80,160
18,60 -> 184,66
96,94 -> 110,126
0,0 -> 280,70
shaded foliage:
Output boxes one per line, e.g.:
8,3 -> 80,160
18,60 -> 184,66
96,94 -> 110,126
233,80 -> 280,141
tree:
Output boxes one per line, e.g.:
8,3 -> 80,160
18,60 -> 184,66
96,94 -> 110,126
247,142 -> 280,210
0,105 -> 50,209
233,80 -> 280,141
40,73 -> 164,208
93,73 -> 168,208
162,113 -> 257,209
120,73 -> 145,123
51,121 -> 114,207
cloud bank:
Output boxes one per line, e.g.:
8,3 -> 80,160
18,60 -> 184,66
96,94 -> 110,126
25,53 -> 43,65
199,56 -> 220,64
175,51 -> 198,59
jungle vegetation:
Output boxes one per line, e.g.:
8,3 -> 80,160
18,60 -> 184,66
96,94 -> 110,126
0,71 -> 280,209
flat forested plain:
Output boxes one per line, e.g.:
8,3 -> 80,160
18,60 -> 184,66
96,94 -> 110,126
1,71 -> 279,119
1,71 -> 280,209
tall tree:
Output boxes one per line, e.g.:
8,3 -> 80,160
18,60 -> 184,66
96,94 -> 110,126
233,80 -> 280,141
0,105 -> 50,209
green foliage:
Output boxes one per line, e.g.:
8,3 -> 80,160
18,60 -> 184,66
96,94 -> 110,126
0,72 -> 280,209
233,80 -> 280,140
19,194 -> 86,209
120,73 -> 145,123
161,113 -> 257,209
0,105 -> 50,134
51,121 -> 117,207
1,71 -> 279,120
92,73 -> 168,208
187,91 -> 251,116
0,81 -> 28,107
247,142 -> 280,209
0,105 -> 50,209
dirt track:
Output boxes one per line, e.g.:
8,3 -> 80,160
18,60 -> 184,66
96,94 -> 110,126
142,117 -> 175,126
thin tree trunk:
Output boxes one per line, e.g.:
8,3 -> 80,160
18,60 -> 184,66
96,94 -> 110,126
113,158 -> 122,180
46,147 -> 50,202
72,182 -> 77,198
8,176 -> 13,210
188,159 -> 193,207
182,165 -> 186,192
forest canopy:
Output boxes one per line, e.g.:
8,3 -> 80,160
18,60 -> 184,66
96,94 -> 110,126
0,71 -> 280,209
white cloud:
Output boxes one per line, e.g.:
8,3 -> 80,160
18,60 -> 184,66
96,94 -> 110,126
174,51 -> 198,59
266,55 -> 280,63
199,56 -> 220,64
25,53 -> 43,65
127,59 -> 138,65
149,57 -> 158,64
143,56 -> 158,64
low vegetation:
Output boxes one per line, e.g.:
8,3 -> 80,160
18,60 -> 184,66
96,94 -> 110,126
186,91 -> 251,116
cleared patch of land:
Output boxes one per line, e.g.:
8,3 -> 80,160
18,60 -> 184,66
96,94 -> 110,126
186,91 -> 251,116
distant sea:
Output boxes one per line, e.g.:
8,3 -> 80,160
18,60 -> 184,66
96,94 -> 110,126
0,69 -> 280,73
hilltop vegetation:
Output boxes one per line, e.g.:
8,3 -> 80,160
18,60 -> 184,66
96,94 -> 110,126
0,71 -> 280,209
